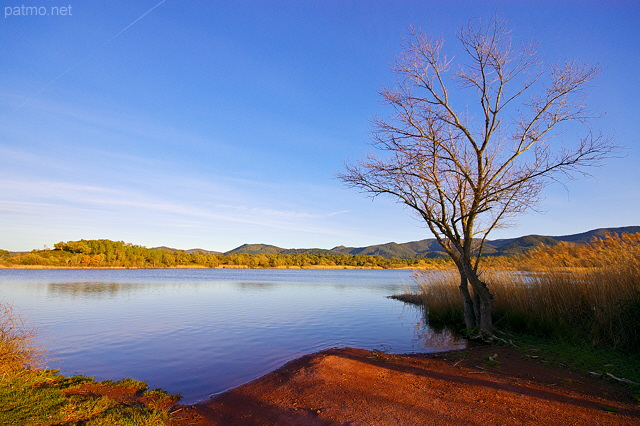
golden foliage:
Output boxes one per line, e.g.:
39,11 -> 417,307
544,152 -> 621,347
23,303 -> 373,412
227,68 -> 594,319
518,232 -> 640,269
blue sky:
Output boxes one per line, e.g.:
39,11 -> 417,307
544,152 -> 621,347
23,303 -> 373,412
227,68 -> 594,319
1,1 -> 638,252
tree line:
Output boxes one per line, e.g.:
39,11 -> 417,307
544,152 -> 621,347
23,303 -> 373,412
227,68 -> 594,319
0,239 -> 450,269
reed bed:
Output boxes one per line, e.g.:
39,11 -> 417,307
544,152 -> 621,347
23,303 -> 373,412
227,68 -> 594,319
415,233 -> 640,352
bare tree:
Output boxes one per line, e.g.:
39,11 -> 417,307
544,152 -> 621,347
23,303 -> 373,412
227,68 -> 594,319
339,17 -> 616,335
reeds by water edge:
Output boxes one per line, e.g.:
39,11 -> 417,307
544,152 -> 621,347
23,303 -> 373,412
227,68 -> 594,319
415,233 -> 640,352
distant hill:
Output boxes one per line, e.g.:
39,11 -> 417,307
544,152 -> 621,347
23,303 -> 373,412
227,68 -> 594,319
151,246 -> 181,252
553,226 -> 640,244
481,235 -> 562,256
225,244 -> 284,255
224,226 -> 640,259
331,240 -> 446,258
185,248 -> 222,255
151,246 -> 221,255
281,248 -> 341,256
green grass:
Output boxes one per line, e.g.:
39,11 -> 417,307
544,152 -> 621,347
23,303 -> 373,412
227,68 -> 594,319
504,332 -> 640,402
107,377 -> 150,392
514,334 -> 640,382
0,368 -> 177,425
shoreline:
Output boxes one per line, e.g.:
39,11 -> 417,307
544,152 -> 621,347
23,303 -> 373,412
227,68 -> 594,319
0,264 -> 438,270
173,345 -> 640,425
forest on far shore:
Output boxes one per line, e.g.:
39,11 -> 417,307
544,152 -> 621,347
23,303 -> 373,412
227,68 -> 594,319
0,239 -> 445,269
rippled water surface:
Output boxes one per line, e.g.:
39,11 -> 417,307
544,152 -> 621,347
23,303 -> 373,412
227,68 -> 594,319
0,268 -> 464,403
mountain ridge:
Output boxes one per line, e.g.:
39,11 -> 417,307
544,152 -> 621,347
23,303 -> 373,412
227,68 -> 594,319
222,226 -> 640,259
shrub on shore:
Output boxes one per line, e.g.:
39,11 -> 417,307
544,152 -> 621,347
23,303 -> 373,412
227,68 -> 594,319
0,303 -> 44,373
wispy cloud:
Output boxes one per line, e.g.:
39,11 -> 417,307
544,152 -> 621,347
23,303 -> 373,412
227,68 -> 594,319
0,178 -> 347,238
327,209 -> 351,217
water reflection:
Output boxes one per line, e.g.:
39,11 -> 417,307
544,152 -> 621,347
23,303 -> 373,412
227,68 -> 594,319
47,282 -> 149,298
235,281 -> 279,291
412,316 -> 463,349
45,280 -> 285,299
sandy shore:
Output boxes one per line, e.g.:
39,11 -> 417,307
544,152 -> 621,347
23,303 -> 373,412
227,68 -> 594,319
169,345 -> 640,425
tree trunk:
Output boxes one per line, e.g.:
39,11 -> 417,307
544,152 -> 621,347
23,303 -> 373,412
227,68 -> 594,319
467,272 -> 493,334
458,275 -> 475,329
459,259 -> 493,335
473,290 -> 481,329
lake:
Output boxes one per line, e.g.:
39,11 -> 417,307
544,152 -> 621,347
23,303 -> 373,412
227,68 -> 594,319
0,268 -> 465,403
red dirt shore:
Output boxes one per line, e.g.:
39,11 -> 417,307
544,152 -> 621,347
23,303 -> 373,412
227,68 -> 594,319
170,345 -> 640,425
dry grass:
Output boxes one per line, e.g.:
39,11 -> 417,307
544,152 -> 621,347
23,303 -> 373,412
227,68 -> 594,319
488,268 -> 640,350
519,232 -> 640,270
413,269 -> 463,331
414,233 -> 640,352
0,303 -> 45,374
